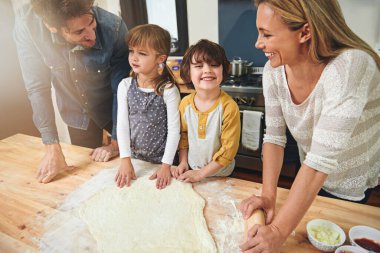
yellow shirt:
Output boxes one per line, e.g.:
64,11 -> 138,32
179,90 -> 241,172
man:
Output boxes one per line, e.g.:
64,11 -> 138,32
14,0 -> 130,183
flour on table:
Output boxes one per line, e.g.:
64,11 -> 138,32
78,175 -> 217,253
38,159 -> 249,253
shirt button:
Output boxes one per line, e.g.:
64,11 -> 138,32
84,102 -> 88,105
81,94 -> 84,97
200,126 -> 203,130
97,70 -> 101,73
72,67 -> 76,71
75,80 -> 78,83
50,66 -> 53,69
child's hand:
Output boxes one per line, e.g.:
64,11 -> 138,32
149,163 -> 172,189
178,169 -> 204,183
171,162 -> 189,179
115,159 -> 136,188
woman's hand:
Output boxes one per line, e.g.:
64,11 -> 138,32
115,159 -> 136,187
240,223 -> 286,253
149,163 -> 172,189
171,162 -> 189,179
239,195 -> 276,224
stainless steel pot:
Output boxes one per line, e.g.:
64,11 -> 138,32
230,57 -> 253,77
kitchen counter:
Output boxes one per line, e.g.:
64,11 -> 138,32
1,134 -> 379,252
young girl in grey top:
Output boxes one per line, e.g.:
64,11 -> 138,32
115,24 -> 181,190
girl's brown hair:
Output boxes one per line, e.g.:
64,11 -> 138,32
254,0 -> 380,69
180,39 -> 230,84
126,24 -> 176,95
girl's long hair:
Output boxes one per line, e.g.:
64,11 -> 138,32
126,24 -> 177,95
254,0 -> 380,69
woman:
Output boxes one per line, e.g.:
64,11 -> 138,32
239,0 -> 380,252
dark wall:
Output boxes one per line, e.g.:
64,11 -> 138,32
218,0 -> 267,67
0,0 -> 39,140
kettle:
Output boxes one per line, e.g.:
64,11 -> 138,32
230,57 -> 253,77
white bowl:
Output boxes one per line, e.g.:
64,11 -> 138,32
307,219 -> 346,252
349,225 -> 380,252
335,245 -> 366,253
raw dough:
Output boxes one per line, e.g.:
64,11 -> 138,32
79,175 -> 217,253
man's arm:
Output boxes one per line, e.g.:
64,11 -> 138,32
13,11 -> 59,144
13,11 -> 72,183
90,19 -> 130,162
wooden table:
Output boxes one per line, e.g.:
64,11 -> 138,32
0,134 -> 379,252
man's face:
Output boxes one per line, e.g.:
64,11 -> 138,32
60,13 -> 97,48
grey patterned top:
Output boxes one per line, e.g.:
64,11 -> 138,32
127,79 -> 168,163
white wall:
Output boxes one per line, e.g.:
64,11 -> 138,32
186,0 -> 219,44
338,0 -> 380,50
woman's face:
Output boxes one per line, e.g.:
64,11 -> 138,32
255,4 -> 304,67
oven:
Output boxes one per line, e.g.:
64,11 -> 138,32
222,73 -> 300,177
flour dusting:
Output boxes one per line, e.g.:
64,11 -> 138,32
38,161 -> 250,253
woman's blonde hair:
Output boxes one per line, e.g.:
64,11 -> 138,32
254,0 -> 380,69
126,24 -> 177,95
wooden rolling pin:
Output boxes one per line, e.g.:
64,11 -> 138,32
244,209 -> 266,246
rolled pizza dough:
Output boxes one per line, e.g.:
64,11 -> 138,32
79,175 -> 217,253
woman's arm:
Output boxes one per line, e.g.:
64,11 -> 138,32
273,164 -> 327,238
240,164 -> 327,252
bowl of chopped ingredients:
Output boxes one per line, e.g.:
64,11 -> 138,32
307,219 -> 346,252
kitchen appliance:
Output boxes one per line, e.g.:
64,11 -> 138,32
221,71 -> 300,177
230,57 -> 253,77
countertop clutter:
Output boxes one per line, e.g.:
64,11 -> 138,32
0,134 -> 379,252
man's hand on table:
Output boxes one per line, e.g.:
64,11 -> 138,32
37,143 -> 74,183
90,139 -> 119,162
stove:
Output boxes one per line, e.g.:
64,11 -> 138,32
221,73 -> 264,109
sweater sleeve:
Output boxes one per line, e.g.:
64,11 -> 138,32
304,49 -> 378,174
262,63 -> 287,147
161,86 -> 181,164
212,95 -> 241,167
178,95 -> 191,150
116,78 -> 132,158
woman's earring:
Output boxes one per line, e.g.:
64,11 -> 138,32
158,63 -> 165,68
